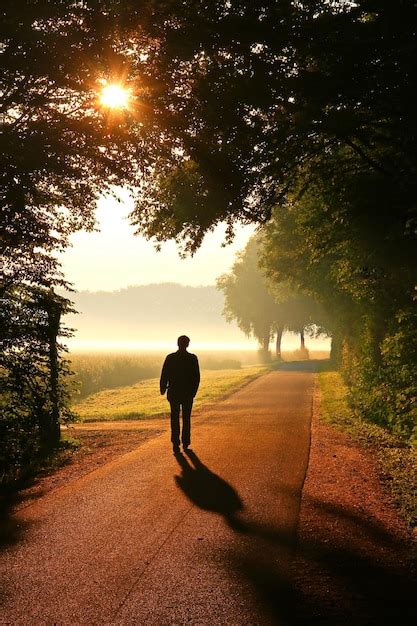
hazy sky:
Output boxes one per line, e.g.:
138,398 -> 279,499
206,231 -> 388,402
60,188 -> 330,353
60,188 -> 255,292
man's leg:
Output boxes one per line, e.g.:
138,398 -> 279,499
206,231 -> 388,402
181,397 -> 193,448
169,400 -> 181,449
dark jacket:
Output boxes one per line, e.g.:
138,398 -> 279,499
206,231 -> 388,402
160,350 -> 200,401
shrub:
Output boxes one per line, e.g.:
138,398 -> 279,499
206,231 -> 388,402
341,308 -> 416,442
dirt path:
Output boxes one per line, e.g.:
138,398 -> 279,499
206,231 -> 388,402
0,370 -> 313,625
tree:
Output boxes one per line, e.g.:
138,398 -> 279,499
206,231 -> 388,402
1,1 -> 153,473
0,280 -> 75,478
1,1 -> 154,256
217,238 -> 278,355
130,0 -> 415,422
129,1 -> 417,252
259,160 -> 417,439
6,2 -> 415,253
217,236 -> 323,359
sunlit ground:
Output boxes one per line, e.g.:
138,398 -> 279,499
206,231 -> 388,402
74,367 -> 266,421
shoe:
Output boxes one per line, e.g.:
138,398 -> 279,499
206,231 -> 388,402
183,445 -> 191,452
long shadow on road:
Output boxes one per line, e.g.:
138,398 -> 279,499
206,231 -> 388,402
174,450 -> 416,626
174,450 -> 246,531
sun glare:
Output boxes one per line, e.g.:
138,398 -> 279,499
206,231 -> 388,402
99,83 -> 130,109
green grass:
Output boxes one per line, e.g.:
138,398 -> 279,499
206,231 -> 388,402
68,351 -> 253,401
319,370 -> 417,530
74,366 -> 266,422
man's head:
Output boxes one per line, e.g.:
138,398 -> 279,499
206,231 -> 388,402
177,335 -> 190,350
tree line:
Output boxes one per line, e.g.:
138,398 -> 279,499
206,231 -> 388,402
217,237 -> 324,359
2,1 -> 416,482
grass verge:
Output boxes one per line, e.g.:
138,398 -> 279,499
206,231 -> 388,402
74,366 -> 266,422
319,370 -> 416,531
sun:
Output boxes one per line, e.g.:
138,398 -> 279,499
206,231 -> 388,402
99,83 -> 131,109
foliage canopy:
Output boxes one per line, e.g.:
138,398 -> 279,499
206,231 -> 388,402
129,0 -> 417,251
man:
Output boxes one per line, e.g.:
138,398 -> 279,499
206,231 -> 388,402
160,335 -> 200,454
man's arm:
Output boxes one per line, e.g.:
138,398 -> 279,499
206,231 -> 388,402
192,355 -> 200,397
160,356 -> 169,395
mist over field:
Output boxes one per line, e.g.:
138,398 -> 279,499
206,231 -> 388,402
65,282 -> 330,352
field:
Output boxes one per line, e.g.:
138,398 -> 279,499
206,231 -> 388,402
74,366 -> 266,422
68,351 -> 254,400
69,348 -> 330,422
68,349 -> 329,401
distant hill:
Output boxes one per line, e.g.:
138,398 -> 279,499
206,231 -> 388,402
64,283 -> 251,345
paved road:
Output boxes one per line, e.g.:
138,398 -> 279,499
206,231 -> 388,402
0,370 -> 314,625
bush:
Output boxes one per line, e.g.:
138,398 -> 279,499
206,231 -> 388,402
341,308 -> 416,442
1,287 -> 74,486
379,309 -> 417,441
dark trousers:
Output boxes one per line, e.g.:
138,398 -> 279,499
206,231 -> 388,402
169,396 -> 193,447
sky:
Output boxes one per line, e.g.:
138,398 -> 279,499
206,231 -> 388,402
60,188 -> 330,353
60,188 -> 255,292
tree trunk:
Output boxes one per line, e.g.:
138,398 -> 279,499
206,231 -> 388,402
42,295 -> 62,448
258,335 -> 271,363
330,333 -> 342,366
300,329 -> 305,350
275,327 -> 283,360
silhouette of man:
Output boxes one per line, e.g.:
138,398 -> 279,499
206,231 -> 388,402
160,335 -> 200,453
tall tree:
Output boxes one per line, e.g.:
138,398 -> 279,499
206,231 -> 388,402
217,238 -> 278,355
259,161 -> 417,438
1,0 -> 153,472
217,237 -> 323,358
130,1 -> 417,252
1,1 -> 154,256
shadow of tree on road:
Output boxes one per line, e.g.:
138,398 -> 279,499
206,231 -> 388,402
237,514 -> 416,626
0,488 -> 36,551
174,451 -> 416,626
